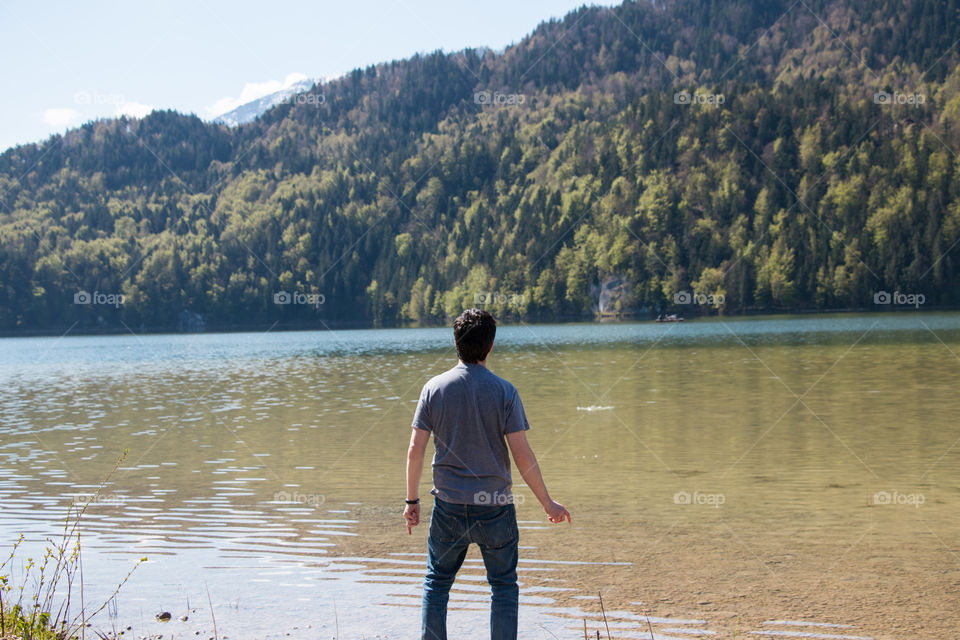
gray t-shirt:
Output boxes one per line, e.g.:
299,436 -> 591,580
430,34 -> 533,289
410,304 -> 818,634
412,362 -> 530,505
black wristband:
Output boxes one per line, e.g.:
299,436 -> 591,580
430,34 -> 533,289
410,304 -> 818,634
405,498 -> 420,505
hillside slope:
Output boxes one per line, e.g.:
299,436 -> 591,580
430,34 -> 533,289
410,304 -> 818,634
1,0 -> 959,331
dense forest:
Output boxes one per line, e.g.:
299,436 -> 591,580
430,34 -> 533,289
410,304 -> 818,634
2,0 -> 960,332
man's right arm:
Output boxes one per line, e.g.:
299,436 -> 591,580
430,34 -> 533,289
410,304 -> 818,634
506,430 -> 571,524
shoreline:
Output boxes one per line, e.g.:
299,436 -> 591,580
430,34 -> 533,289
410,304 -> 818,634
1,306 -> 957,339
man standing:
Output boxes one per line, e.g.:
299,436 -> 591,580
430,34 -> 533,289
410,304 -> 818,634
403,308 -> 571,640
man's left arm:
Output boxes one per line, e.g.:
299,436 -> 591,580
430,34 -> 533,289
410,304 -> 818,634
404,427 -> 430,534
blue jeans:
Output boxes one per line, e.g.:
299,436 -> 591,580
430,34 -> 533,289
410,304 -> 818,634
421,497 -> 519,640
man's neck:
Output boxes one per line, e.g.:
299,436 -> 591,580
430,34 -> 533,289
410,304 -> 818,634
459,359 -> 486,367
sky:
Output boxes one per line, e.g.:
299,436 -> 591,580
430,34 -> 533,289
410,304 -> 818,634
0,0 -> 620,152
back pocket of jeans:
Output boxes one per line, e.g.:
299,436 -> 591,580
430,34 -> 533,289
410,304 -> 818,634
430,505 -> 462,542
476,507 -> 518,549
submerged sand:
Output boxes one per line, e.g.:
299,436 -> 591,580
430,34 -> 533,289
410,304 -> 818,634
327,503 -> 957,640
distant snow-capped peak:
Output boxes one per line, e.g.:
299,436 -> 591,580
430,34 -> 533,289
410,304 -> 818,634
213,78 -> 319,127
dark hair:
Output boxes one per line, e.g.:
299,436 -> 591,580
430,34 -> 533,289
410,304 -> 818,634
454,309 -> 497,364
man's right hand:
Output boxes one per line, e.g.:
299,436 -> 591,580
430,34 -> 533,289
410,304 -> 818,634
544,499 -> 571,524
403,502 -> 421,534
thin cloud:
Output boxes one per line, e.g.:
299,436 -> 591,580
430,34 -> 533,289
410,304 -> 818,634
43,107 -> 82,128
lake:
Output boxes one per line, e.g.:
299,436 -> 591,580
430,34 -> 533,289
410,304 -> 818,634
1,313 -> 958,639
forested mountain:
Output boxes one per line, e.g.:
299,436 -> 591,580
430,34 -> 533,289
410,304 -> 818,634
2,0 -> 960,332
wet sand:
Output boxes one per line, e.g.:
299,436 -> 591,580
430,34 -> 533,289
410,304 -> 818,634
330,504 -> 958,639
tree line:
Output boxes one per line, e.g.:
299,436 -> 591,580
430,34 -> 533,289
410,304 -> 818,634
1,0 -> 959,332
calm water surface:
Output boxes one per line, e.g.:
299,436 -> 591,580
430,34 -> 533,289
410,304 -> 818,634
1,313 -> 958,638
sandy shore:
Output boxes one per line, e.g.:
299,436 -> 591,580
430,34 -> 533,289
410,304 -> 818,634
327,504 -> 957,640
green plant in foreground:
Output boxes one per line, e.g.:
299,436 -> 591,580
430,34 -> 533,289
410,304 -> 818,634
0,450 -> 145,640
